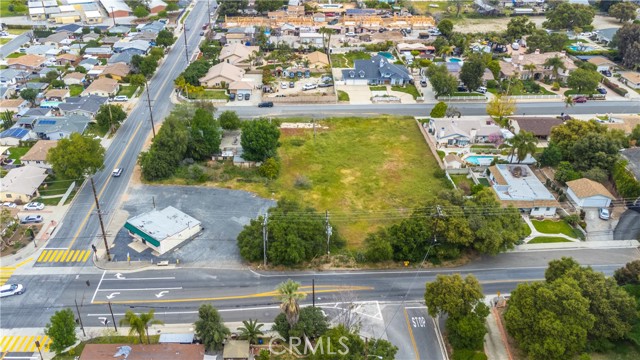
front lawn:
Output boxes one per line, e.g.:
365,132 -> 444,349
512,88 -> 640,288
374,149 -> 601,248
0,0 -> 28,16
69,84 -> 84,96
0,38 -> 10,45
369,85 -> 386,91
53,335 -> 160,360
6,52 -> 25,58
188,89 -> 229,100
7,146 -> 31,165
117,85 -> 139,98
226,117 -> 446,246
337,90 -> 350,102
391,85 -> 420,99
451,92 -> 485,97
531,219 -> 581,239
528,236 -> 572,244
330,51 -> 371,68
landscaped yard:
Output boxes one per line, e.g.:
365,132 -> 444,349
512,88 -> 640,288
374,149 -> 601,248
0,38 -> 10,45
337,90 -> 350,102
0,0 -> 28,16
6,52 -> 25,58
7,146 -> 30,165
391,85 -> 420,99
369,85 -> 386,91
531,219 -> 583,239
528,236 -> 572,244
330,51 -> 371,68
224,117 -> 446,246
69,84 -> 84,96
188,89 -> 228,100
450,174 -> 474,195
117,85 -> 139,98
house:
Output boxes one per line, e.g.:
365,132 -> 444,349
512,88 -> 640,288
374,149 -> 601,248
7,54 -> 47,72
428,118 -> 503,147
25,45 -> 60,57
55,23 -> 83,34
44,88 -> 70,101
29,7 -> 46,21
149,0 -> 167,14
586,56 -> 616,73
595,28 -> 618,45
50,6 -> 81,24
108,25 -> 132,35
83,47 -> 114,58
222,340 -> 250,360
218,43 -> 259,67
0,99 -> 29,114
488,164 -> 558,217
0,69 -> 23,87
619,72 -> 640,90
0,128 -> 36,146
84,10 -> 103,24
228,81 -> 253,97
101,36 -> 122,45
108,50 -> 137,64
30,115 -> 92,140
299,32 -> 324,45
100,0 -> 132,18
313,12 -> 326,23
63,72 -> 86,86
40,31 -> 71,48
20,140 -> 57,169
224,27 -> 255,45
199,63 -> 245,88
113,40 -> 150,54
138,21 -> 165,35
78,58 -> 100,71
397,43 -> 435,54
305,51 -> 330,69
509,117 -> 564,142
58,95 -> 108,118
82,78 -> 119,97
100,62 -> 131,81
499,51 -> 576,81
566,178 -> 615,208
0,166 -> 48,203
342,55 -> 412,86
124,206 -> 203,255
79,343 -> 206,360
56,53 -> 79,66
443,153 -> 464,169
23,107 -> 53,117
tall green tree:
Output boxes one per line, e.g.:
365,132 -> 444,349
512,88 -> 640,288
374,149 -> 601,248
567,68 -> 601,94
614,260 -> 640,286
238,319 -> 264,344
308,325 -> 397,360
539,143 -> 563,167
613,23 -> 640,70
218,110 -> 241,130
255,0 -> 284,13
507,130 -> 537,163
609,2 -> 638,23
155,29 -> 176,47
437,19 -> 454,38
20,88 -> 38,105
275,279 -> 306,327
1,110 -> 15,130
47,133 -> 105,179
195,304 -> 230,351
139,310 -> 164,344
273,306 -> 329,340
119,310 -> 146,344
486,94 -> 516,125
95,104 -> 127,132
506,16 -> 536,41
240,119 -> 280,162
543,56 -> 566,80
139,116 -> 189,181
427,64 -> 458,97
187,108 -> 221,161
133,5 -> 150,18
459,56 -> 484,92
549,119 -> 607,160
45,309 -> 77,354
543,3 -> 595,31
571,132 -> 620,172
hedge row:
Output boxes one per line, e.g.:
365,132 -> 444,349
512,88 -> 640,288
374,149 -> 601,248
612,160 -> 640,200
602,78 -> 628,97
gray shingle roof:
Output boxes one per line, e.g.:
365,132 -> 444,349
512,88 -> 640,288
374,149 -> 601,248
58,95 -> 108,114
342,55 -> 411,82
32,114 -> 91,135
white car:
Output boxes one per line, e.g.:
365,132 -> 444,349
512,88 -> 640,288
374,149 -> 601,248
1,202 -> 17,208
599,208 -> 610,220
23,202 -> 45,211
113,95 -> 128,102
0,284 -> 25,298
112,168 -> 123,177
302,83 -> 317,91
281,82 -> 288,89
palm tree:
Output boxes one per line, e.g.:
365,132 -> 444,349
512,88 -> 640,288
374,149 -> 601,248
120,310 -> 146,344
564,95 -> 574,109
318,27 -> 334,54
543,56 -> 566,80
438,45 -> 454,59
507,130 -> 538,163
275,279 -> 306,327
139,309 -> 164,344
522,63 -> 537,79
238,319 -> 264,344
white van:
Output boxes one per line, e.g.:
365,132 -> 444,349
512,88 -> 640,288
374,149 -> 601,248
476,86 -> 487,94
0,284 -> 24,298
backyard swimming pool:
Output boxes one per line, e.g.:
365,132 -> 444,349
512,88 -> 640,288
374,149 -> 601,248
568,45 -> 594,52
378,51 -> 395,60
464,155 -> 496,165
448,58 -> 463,63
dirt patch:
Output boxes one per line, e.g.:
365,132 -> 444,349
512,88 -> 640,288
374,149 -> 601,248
453,15 -> 621,34
1,224 -> 40,257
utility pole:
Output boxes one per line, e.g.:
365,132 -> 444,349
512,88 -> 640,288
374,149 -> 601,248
312,279 -> 315,307
262,213 -> 268,267
325,210 -> 332,255
91,177 -> 111,261
145,79 -> 156,138
108,301 -> 118,331
206,0 -> 212,30
107,102 -> 114,134
74,298 -> 86,337
183,26 -> 189,64
110,6 -> 116,26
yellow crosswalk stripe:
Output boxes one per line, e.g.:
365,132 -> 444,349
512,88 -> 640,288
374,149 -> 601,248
36,250 -> 92,263
64,250 -> 75,262
60,250 -> 70,262
25,336 -> 38,352
37,250 -> 48,262
6,337 -> 20,352
81,250 -> 91,263
15,336 -> 29,352
0,336 -> 53,353
71,251 -> 81,262
41,250 -> 54,262
0,337 -> 9,350
52,250 -> 65,262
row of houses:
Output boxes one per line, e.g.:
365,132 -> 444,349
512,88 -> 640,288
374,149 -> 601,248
28,0 -> 168,23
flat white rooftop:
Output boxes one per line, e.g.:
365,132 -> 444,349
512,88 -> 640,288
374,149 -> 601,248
126,206 -> 201,242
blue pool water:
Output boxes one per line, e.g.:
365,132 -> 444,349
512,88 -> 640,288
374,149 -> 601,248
378,51 -> 395,60
448,58 -> 462,63
569,45 -> 594,52
464,155 -> 496,165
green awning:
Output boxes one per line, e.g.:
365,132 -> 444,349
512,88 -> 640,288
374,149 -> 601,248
124,222 -> 160,247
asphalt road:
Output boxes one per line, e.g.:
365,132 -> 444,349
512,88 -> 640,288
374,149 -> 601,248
0,31 -> 31,58
225,100 -> 640,119
40,1 -> 212,262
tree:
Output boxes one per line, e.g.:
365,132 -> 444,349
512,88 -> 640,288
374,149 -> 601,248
240,119 -> 280,162
275,279 -> 306,327
568,68 -> 601,94
543,3 -> 595,31
364,231 -> 393,262
526,30 -> 568,53
505,278 -> 595,360
258,157 -> 280,179
255,0 -> 284,13
238,319 -> 264,344
308,325 -> 397,360
139,55 -> 159,77
119,310 -> 146,344
187,108 -> 221,161
549,119 -> 607,159
507,130 -> 537,163
166,2 -> 179,11
437,19 -> 454,38
133,5 -> 150,18
427,64 -> 458,97
47,133 -> 105,179
485,94 -> 515,125
506,16 -> 536,41
95,104 -> 127,132
318,27 -> 335,53
155,29 -> 176,47
614,23 -> 640,70
273,306 -> 329,340
430,101 -> 448,118
218,110 -> 241,130
609,2 -> 638,23
554,161 -> 582,184
139,116 -> 189,181
195,304 -> 230,351
44,70 -> 59,83
543,56 -> 566,80
447,312 -> 489,350
424,274 -> 486,320
20,88 -> 38,105
218,0 -> 249,16
539,143 -> 563,167
139,310 -> 164,344
487,60 -> 501,81
583,167 -> 608,184
571,132 -> 620,172
45,309 -> 77,354
614,260 -> 640,286
459,56 -> 484,92
1,110 -> 15,130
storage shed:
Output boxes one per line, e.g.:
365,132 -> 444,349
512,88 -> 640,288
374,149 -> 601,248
566,178 -> 615,208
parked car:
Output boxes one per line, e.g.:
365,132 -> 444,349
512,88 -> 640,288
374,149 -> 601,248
573,96 -> 587,103
21,215 -> 43,224
601,70 -> 612,77
597,87 -> 607,94
258,101 -> 274,108
457,85 -> 467,92
599,208 -> 610,220
0,284 -> 25,298
318,83 -> 333,88
245,93 -> 250,100
303,83 -> 317,91
23,202 -> 44,211
229,93 -> 236,101
476,86 -> 487,94
345,32 -> 356,37
200,31 -> 205,36
281,82 -> 288,89
420,79 -> 428,87
1,202 -> 16,208
113,95 -> 128,102
289,82 -> 295,88
112,168 -> 123,177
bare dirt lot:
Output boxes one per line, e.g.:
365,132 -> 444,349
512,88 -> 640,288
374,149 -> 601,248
453,15 -> 624,34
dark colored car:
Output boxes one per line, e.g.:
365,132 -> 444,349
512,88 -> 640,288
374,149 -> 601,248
318,83 -> 333,88
229,93 -> 236,101
573,96 -> 587,103
597,87 -> 607,94
258,101 -> 273,108
457,85 -> 467,92
601,70 -> 612,77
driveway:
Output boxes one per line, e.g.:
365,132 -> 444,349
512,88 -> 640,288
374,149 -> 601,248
584,208 -> 614,241
614,209 -> 640,241
112,185 -> 275,268
336,84 -> 372,104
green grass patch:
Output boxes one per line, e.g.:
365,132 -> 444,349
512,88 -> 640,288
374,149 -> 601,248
369,85 -> 386,91
6,52 -> 25,58
7,28 -> 29,35
117,85 -> 138,98
591,341 -> 640,360
0,0 -> 28,16
451,92 -> 485,97
528,236 -> 572,244
84,122 -> 108,138
188,89 -> 228,100
470,145 -> 495,150
437,150 -> 445,160
531,219 -> 580,238
409,0 -> 448,14
7,146 -> 30,165
53,335 -> 160,360
0,38 -> 10,45
223,117 -> 446,246
450,174 -> 473,195
330,51 -> 371,68
391,85 -> 420,99
337,90 -> 350,102
39,177 -> 75,197
69,84 -> 84,96
180,10 -> 190,24
477,177 -> 490,186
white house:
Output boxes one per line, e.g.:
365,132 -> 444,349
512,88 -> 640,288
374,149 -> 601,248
19,140 -> 57,169
428,118 -> 503,147
488,164 -> 558,217
566,178 -> 615,208
443,153 -> 463,169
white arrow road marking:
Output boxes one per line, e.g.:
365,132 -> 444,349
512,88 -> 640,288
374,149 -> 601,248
155,291 -> 169,298
106,292 -> 120,299
115,273 -> 125,280
97,287 -> 182,292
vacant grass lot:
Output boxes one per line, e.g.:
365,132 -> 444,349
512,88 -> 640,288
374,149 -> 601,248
117,85 -> 138,98
232,117 -> 445,246
330,51 -> 371,68
531,220 -> 582,239
188,89 -> 228,100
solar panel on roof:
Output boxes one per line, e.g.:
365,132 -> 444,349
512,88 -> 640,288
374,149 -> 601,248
38,120 -> 56,125
0,128 -> 28,138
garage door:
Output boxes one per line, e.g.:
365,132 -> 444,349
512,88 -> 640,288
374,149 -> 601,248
582,196 -> 609,208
